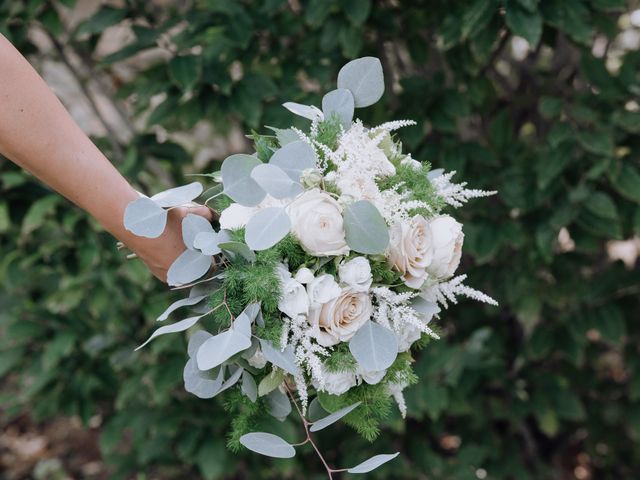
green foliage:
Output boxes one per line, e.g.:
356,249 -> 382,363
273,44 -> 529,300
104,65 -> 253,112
315,115 -> 344,151
377,162 -> 445,216
2,0 -> 640,478
323,343 -> 358,373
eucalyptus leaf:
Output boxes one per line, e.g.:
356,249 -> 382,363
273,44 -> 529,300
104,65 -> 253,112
157,295 -> 207,322
217,366 -> 244,394
322,88 -> 355,129
135,315 -> 203,351
250,163 -> 302,199
123,197 -> 168,238
218,241 -> 256,262
310,401 -> 361,432
266,126 -> 300,146
347,452 -> 400,474
242,303 -> 261,322
245,207 -> 291,251
282,102 -> 324,121
150,182 -> 203,208
258,368 -> 285,397
221,154 -> 266,206
269,140 -> 317,182
239,432 -> 296,459
183,358 -> 223,399
193,231 -> 221,256
233,312 -> 252,339
267,388 -> 291,421
344,200 -> 389,254
187,330 -> 213,358
349,320 -> 398,371
259,340 -> 300,376
337,57 -> 384,108
427,168 -> 445,180
167,249 -> 212,286
182,214 -> 214,250
410,297 -> 440,322
308,397 -> 328,422
241,370 -> 258,402
197,329 -> 252,370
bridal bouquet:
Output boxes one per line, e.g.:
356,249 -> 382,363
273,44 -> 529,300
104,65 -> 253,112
123,57 -> 496,476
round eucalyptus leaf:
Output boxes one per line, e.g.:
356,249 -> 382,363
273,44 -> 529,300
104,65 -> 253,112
221,154 -> 266,206
218,241 -> 256,262
245,207 -> 291,251
427,168 -> 445,180
250,164 -> 300,199
182,214 -> 214,250
123,197 -> 168,238
347,453 -> 400,474
196,329 -> 252,371
239,432 -> 296,459
282,102 -> 324,121
259,339 -> 300,376
344,200 -> 389,254
410,297 -> 440,323
269,140 -> 317,182
183,358 -> 223,399
135,315 -> 204,351
266,389 -> 291,421
337,57 -> 385,108
150,182 -> 204,208
233,312 -> 252,339
187,330 -> 213,358
241,370 -> 258,402
193,231 -> 221,256
349,320 -> 398,372
322,88 -> 355,129
266,126 -> 300,146
167,249 -> 212,286
309,401 -> 361,432
216,366 -> 244,394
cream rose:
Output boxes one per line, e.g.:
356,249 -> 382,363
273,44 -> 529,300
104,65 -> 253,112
426,215 -> 464,279
387,215 -> 434,289
309,287 -> 373,347
287,189 -> 350,256
338,257 -> 372,292
314,368 -> 357,395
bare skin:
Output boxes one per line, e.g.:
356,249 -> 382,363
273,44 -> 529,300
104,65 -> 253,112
0,33 -> 211,282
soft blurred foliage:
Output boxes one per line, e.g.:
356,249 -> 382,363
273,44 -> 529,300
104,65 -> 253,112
2,0 -> 640,478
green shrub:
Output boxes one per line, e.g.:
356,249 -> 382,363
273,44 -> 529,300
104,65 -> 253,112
1,0 -> 639,478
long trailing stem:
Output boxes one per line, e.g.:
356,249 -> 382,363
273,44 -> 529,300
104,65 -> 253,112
284,384 -> 338,480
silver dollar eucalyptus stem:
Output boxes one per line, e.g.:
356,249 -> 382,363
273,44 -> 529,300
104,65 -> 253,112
284,383 -> 336,479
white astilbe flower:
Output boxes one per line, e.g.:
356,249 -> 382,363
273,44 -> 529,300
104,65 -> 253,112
387,381 -> 408,418
372,287 -> 440,344
422,274 -> 498,309
430,171 -> 497,208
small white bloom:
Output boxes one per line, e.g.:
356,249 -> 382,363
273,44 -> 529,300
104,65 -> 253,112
338,257 -> 372,292
247,349 -> 267,369
308,287 -> 373,347
400,155 -> 422,171
300,168 -> 323,189
396,322 -> 423,352
315,369 -> 357,395
358,367 -> 387,385
287,189 -> 350,257
294,267 -> 315,284
306,274 -> 341,305
387,215 -> 434,289
427,215 -> 464,279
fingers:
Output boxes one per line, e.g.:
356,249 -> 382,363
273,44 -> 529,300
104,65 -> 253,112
185,203 -> 218,221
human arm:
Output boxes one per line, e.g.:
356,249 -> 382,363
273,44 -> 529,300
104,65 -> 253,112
0,33 -> 209,281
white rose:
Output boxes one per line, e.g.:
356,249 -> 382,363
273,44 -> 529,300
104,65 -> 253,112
358,367 -> 387,385
316,369 -> 357,395
387,215 -> 434,289
309,287 -> 373,347
338,257 -> 372,292
306,274 -> 341,305
218,195 -> 287,230
275,264 -> 308,318
219,203 -> 256,230
426,215 -> 464,279
287,189 -> 350,256
294,267 -> 315,284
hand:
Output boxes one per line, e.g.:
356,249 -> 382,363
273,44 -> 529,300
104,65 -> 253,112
129,204 -> 216,283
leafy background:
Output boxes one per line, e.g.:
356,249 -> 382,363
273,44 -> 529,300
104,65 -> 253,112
1,0 -> 640,478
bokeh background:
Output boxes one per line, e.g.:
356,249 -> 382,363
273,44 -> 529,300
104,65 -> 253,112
1,0 -> 640,479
